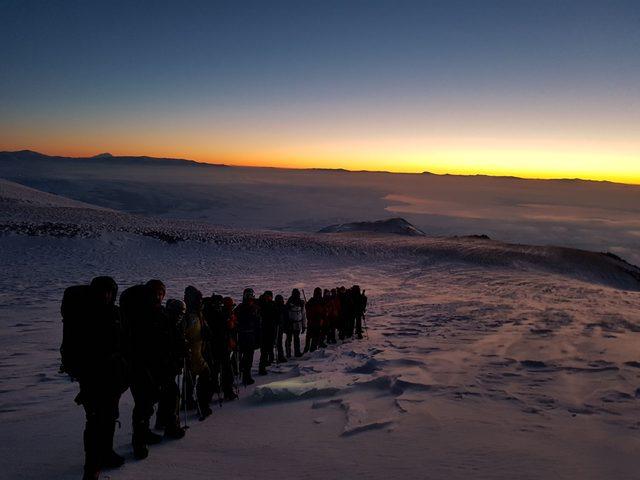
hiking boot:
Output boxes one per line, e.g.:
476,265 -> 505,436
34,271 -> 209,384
101,450 -> 125,469
224,391 -> 238,401
145,430 -> 163,445
164,425 -> 186,440
199,406 -> 213,421
258,367 -> 268,376
82,467 -> 100,480
133,443 -> 148,460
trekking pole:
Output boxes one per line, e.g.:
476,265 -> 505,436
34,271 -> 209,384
231,350 -> 240,397
274,322 -> 280,364
216,368 -> 223,408
186,368 -> 203,420
301,289 -> 308,352
182,358 -> 189,430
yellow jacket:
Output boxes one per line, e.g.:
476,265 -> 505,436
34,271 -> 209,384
185,312 -> 208,375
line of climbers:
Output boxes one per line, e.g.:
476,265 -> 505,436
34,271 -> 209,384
60,277 -> 368,480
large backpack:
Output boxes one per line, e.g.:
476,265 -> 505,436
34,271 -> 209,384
287,301 -> 306,333
119,285 -> 150,322
119,284 -> 154,360
60,284 -> 91,379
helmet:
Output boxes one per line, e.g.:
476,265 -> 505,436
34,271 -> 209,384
243,288 -> 255,302
166,299 -> 186,316
146,279 -> 166,294
184,286 -> 203,310
146,279 -> 166,305
90,276 -> 118,304
90,276 -> 118,296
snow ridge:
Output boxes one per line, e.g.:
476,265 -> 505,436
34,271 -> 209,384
1,196 -> 639,291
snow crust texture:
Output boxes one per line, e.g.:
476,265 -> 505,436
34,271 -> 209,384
2,178 -> 640,479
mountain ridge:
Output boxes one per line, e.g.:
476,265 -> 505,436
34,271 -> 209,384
2,150 -> 638,186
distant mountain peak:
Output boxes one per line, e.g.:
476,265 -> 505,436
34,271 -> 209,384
92,152 -> 113,158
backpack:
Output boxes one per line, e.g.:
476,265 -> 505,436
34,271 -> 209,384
287,301 -> 306,332
60,285 -> 91,379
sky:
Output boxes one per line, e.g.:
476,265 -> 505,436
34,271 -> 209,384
1,0 -> 639,183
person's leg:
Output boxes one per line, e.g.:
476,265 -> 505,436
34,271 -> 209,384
98,394 -> 124,467
258,344 -> 269,375
239,351 -> 248,380
157,379 -> 184,437
131,380 -> 160,460
355,313 -> 363,339
221,356 -> 237,400
347,315 -> 355,338
277,329 -> 286,362
303,329 -> 311,352
230,351 -> 239,377
285,332 -> 292,358
196,369 -> 213,419
309,326 -> 318,352
266,339 -> 274,364
329,322 -> 336,343
293,332 -> 302,357
155,381 -> 169,431
211,359 -> 221,394
241,349 -> 255,385
82,393 -> 101,478
319,325 -> 327,348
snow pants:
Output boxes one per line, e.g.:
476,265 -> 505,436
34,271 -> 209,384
155,377 -> 180,430
79,386 -> 121,473
285,330 -> 301,357
239,347 -> 255,383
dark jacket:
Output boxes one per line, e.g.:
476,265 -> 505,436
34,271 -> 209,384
258,298 -> 278,347
234,301 -> 261,351
120,285 -> 174,384
203,296 -> 231,361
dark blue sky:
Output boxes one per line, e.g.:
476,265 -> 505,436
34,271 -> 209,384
1,0 -> 639,180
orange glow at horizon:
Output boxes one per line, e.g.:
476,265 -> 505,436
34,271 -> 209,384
5,135 -> 638,185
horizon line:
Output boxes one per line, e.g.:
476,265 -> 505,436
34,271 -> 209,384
3,148 -> 640,188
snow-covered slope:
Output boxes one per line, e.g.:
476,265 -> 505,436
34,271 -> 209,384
2,181 -> 640,480
1,194 -> 639,291
0,178 -> 105,209
319,217 -> 426,236
1,229 -> 640,480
